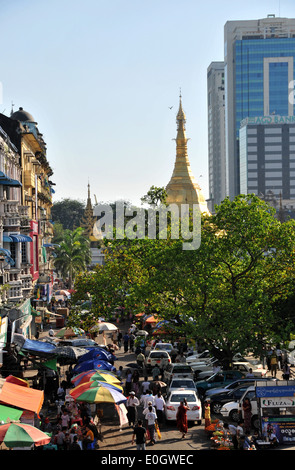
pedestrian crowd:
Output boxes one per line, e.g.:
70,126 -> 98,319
40,400 -> 100,450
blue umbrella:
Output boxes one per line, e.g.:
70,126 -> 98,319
73,359 -> 116,375
78,348 -> 116,364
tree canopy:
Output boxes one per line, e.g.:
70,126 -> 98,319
72,194 -> 295,363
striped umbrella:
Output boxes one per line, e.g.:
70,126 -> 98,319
0,423 -> 51,448
70,381 -> 126,404
71,370 -> 122,387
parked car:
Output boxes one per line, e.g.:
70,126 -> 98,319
185,350 -> 211,360
232,361 -> 267,377
163,363 -> 194,383
167,378 -> 197,394
195,370 -> 244,396
165,389 -> 202,425
153,343 -> 174,352
204,377 -> 276,399
220,385 -> 259,428
209,383 -> 260,414
187,358 -> 219,376
145,350 -> 171,370
57,338 -> 100,348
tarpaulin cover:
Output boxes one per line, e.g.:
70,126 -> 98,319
0,381 -> 44,414
21,339 -> 56,356
0,404 -> 23,423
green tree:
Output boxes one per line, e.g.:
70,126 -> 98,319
72,194 -> 295,363
51,198 -> 85,230
54,227 -> 91,289
140,186 -> 167,206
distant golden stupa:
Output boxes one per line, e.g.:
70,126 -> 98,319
80,182 -> 97,241
165,93 -> 209,215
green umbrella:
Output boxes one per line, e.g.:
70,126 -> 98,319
0,422 -> 51,448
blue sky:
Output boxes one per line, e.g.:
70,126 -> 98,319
1,0 -> 294,207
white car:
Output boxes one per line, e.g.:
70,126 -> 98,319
145,350 -> 171,370
163,363 -> 194,383
167,378 -> 197,394
220,385 -> 259,429
232,361 -> 267,377
165,389 -> 202,425
153,343 -> 174,352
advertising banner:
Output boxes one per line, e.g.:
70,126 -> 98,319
262,416 -> 295,444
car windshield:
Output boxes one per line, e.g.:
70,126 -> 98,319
169,394 -> 196,403
150,352 -> 168,358
173,366 -> 192,373
155,344 -> 172,350
171,380 -> 195,388
208,373 -> 224,383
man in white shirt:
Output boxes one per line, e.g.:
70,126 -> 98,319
154,391 -> 165,424
145,405 -> 158,445
127,391 -> 140,426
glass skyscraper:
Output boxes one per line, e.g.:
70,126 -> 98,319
235,37 -> 295,138
223,16 -> 295,200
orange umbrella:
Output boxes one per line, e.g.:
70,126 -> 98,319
145,315 -> 158,324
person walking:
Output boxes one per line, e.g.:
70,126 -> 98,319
127,391 -> 140,426
145,405 -> 158,445
123,333 -> 129,353
282,361 -> 290,380
176,399 -> 190,438
132,420 -> 147,450
154,391 -> 165,424
204,399 -> 211,428
270,350 -> 278,377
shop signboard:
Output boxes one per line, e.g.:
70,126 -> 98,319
258,384 -> 295,444
261,416 -> 295,444
256,385 -> 295,398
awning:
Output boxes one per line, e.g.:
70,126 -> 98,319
21,339 -> 57,356
0,171 -> 22,187
3,236 -> 13,243
0,380 -> 44,414
0,247 -> 11,256
9,234 -> 33,243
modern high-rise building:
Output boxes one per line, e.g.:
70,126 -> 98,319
207,62 -> 226,212
223,15 -> 295,199
239,115 -> 295,200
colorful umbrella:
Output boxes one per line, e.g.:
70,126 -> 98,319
145,315 -> 159,324
70,381 -> 126,404
73,359 -> 116,375
0,422 -> 51,448
81,379 -> 123,392
71,370 -> 121,387
55,327 -> 85,339
77,348 -> 116,364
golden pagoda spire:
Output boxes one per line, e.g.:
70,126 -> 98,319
165,93 -> 210,214
81,181 -> 97,239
